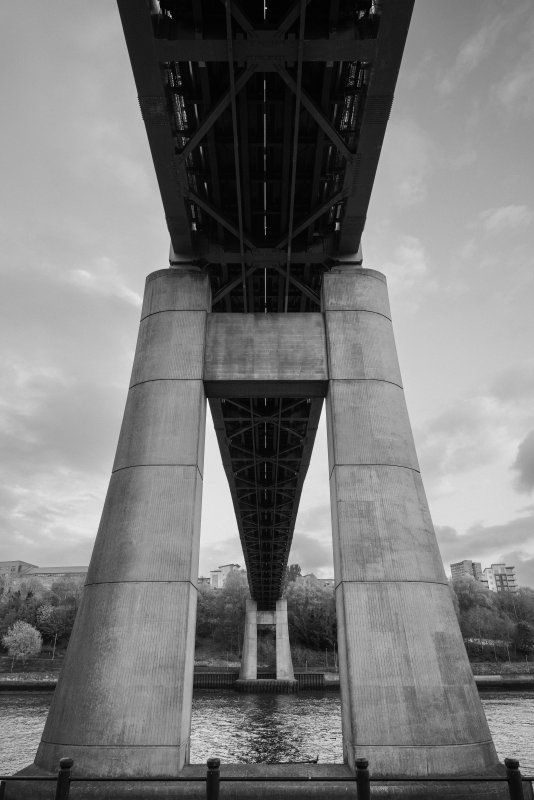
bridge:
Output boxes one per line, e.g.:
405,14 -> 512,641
117,0 -> 412,611
24,1 -> 504,797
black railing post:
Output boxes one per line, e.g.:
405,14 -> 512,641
206,757 -> 220,800
54,757 -> 74,800
505,758 -> 525,800
355,757 -> 371,800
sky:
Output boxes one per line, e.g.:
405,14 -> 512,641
1,1 -> 534,586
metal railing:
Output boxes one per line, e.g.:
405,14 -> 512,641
0,756 -> 532,800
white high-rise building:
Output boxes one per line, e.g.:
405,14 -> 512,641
481,563 -> 517,594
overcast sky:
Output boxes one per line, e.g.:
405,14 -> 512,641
1,1 -> 534,587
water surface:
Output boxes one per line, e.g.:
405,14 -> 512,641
1,690 -> 532,775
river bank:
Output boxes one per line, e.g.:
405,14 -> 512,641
2,667 -> 534,691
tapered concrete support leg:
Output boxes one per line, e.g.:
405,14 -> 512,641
34,269 -> 210,778
275,598 -> 295,680
240,599 -> 258,680
323,268 -> 499,776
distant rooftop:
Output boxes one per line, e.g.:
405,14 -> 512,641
24,566 -> 87,575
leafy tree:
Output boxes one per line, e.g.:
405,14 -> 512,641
0,574 -> 10,597
2,620 -> 42,670
195,570 -> 249,655
0,590 -> 43,637
36,603 -> 68,639
218,570 -> 249,654
287,564 -> 302,583
50,578 -> 84,609
285,578 -> 336,650
17,578 -> 47,601
452,576 -> 493,614
196,584 -> 223,641
515,620 -> 534,659
495,588 -> 534,626
448,580 -> 460,619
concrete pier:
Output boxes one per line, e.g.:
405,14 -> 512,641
238,597 -> 296,689
323,268 -> 500,776
240,599 -> 258,680
33,270 -> 210,778
275,599 -> 294,681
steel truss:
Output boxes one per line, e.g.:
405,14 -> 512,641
210,396 -> 323,609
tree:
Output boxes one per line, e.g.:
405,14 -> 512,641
2,620 -> 42,670
495,588 -> 534,626
218,570 -> 249,654
452,576 -> 493,614
515,621 -> 534,659
50,578 -> 83,609
286,564 -> 302,583
36,603 -> 74,657
195,570 -> 249,655
285,578 -> 337,650
17,578 -> 47,601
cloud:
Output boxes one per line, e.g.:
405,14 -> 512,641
493,12 -> 534,117
490,361 -> 534,404
0,462 -> 107,568
294,503 -> 331,538
480,205 -> 533,235
418,396 -> 510,486
67,256 -> 142,307
289,531 -> 333,578
379,117 -> 438,208
513,430 -> 534,493
437,15 -> 508,95
380,235 -> 434,311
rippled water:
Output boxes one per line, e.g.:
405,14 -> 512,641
1,690 -> 532,775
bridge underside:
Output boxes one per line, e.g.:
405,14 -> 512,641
119,0 -> 412,311
211,396 -> 323,608
116,0 -> 414,607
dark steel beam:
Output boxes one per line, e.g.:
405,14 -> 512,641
176,64 -> 257,164
271,265 -> 320,306
275,65 -> 354,164
212,266 -> 259,306
284,0 -> 307,313
225,0 -> 248,311
188,190 -> 256,249
219,0 -> 254,34
337,1 -> 415,256
276,190 -> 345,250
276,0 -> 312,36
155,37 -> 376,64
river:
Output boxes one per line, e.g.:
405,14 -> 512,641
0,690 -> 532,775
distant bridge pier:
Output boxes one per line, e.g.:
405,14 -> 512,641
323,268 -> 498,775
239,599 -> 258,681
275,599 -> 294,681
239,597 -> 296,685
